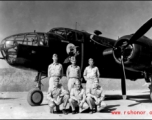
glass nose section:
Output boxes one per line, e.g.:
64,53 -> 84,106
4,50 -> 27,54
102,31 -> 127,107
0,32 -> 48,62
2,39 -> 18,60
5,40 -> 16,49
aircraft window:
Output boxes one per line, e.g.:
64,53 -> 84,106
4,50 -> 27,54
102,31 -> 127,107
17,40 -> 23,45
5,36 -> 15,41
51,29 -> 67,40
31,35 -> 39,46
39,35 -> 44,46
38,34 -> 48,46
3,34 -> 43,48
16,34 -> 39,46
22,36 -> 28,45
15,35 -> 24,41
45,34 -> 48,45
26,37 -> 34,46
20,34 -> 35,46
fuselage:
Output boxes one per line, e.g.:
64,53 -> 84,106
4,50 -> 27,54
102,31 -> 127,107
0,28 -> 147,80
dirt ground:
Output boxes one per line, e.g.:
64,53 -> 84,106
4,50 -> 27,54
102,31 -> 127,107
0,89 -> 152,119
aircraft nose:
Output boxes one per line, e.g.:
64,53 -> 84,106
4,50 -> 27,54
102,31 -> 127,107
0,43 -> 5,59
0,38 -> 17,60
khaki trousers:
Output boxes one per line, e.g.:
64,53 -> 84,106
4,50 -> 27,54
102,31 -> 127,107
68,78 -> 79,91
69,98 -> 89,112
49,77 -> 60,91
48,94 -> 69,113
86,96 -> 106,112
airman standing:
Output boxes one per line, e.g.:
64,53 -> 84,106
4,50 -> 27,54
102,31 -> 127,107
83,58 -> 100,90
48,54 -> 63,91
66,56 -> 81,91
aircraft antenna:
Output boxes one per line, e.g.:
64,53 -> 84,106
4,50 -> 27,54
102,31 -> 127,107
75,22 -> 77,30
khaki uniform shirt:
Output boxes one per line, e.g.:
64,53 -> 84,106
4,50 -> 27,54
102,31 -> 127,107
83,66 -> 100,79
67,65 -> 81,79
70,87 -> 85,101
86,85 -> 105,99
48,63 -> 63,78
47,84 -> 68,100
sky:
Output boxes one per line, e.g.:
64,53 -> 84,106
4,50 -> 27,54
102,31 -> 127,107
0,1 -> 152,68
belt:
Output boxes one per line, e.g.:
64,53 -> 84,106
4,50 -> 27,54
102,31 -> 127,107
69,77 -> 79,79
50,76 -> 61,78
87,77 -> 98,79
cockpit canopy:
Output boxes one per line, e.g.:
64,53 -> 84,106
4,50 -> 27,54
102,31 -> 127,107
1,32 -> 49,59
48,27 -> 84,42
2,32 -> 48,47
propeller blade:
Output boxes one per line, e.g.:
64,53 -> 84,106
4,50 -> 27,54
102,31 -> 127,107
120,55 -> 127,100
129,18 -> 152,44
0,44 -> 5,59
0,44 -> 3,50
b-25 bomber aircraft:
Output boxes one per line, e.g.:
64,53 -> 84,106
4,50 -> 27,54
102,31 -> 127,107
0,18 -> 152,106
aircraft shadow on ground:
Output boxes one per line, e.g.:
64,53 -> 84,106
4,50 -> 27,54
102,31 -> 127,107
0,97 -> 17,100
31,103 -> 48,107
127,94 -> 151,107
99,104 -> 120,113
40,103 -> 48,106
41,104 -> 120,114
105,94 -> 122,100
127,94 -> 150,100
70,104 -> 120,114
105,94 -> 150,101
105,94 -> 151,107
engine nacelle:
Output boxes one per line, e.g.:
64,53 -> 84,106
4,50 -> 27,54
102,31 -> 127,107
113,35 -> 152,72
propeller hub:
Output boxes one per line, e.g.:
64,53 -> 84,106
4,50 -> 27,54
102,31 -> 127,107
113,39 -> 134,64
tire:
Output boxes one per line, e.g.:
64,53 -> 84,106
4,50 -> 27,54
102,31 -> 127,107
27,88 -> 43,106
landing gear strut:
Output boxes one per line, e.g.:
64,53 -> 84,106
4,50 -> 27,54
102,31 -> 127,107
143,71 -> 151,83
27,72 -> 44,106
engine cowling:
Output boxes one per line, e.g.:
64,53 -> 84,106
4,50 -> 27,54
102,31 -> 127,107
113,39 -> 135,64
113,35 -> 152,72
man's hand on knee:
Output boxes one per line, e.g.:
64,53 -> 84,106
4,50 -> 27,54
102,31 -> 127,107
56,96 -> 62,105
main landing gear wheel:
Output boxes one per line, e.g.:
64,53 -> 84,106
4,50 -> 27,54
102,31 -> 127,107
27,87 -> 43,106
27,72 -> 45,106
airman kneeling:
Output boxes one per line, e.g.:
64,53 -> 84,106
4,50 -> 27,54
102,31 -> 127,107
47,78 -> 69,114
86,79 -> 107,113
69,80 -> 89,114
